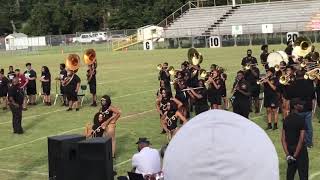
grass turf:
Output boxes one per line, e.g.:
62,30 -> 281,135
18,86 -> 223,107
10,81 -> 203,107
0,45 -> 319,180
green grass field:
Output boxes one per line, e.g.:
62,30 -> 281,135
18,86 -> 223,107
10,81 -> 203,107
0,45 -> 319,180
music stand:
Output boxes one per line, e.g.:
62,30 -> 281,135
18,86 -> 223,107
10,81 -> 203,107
127,172 -> 144,180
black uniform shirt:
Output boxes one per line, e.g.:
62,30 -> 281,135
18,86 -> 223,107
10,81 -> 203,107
8,85 -> 24,105
41,72 -> 51,87
24,69 -> 37,88
87,69 -> 96,85
285,46 -> 294,65
194,88 -> 208,107
0,76 -> 9,91
283,113 -> 306,146
260,52 -> 269,65
66,74 -> 81,91
241,56 -> 258,66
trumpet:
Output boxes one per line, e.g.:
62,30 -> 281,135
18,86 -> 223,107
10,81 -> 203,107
274,64 -> 286,72
279,74 -> 293,85
199,69 -> 210,79
304,68 -> 320,80
244,63 -> 256,70
256,75 -> 270,85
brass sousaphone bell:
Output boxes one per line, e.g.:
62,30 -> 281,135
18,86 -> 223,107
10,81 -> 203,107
188,48 -> 203,66
84,49 -> 97,67
66,54 -> 81,72
292,36 -> 312,62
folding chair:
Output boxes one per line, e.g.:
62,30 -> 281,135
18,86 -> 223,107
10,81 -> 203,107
54,80 -> 64,105
78,85 -> 88,106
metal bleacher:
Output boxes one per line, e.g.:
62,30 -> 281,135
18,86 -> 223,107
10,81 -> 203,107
164,0 -> 320,38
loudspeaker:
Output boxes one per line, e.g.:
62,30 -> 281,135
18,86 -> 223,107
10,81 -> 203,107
48,134 -> 86,180
78,137 -> 113,180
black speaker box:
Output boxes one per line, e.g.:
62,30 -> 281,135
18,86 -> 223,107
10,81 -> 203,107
48,134 -> 85,180
78,137 -> 113,180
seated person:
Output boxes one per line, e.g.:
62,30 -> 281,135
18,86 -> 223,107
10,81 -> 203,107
132,138 -> 161,178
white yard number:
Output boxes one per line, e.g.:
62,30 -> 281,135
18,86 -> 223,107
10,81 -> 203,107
286,32 -> 299,43
209,36 -> 221,48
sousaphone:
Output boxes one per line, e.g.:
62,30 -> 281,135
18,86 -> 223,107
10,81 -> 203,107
84,49 -> 97,68
66,54 -> 80,71
292,36 -> 312,62
188,48 -> 203,66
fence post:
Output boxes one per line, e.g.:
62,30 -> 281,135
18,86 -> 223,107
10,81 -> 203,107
249,34 -> 252,46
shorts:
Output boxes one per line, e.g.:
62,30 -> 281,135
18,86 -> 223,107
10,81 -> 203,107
60,85 -> 65,95
0,89 -> 8,97
66,91 -> 78,101
26,87 -> 37,95
42,85 -> 51,95
195,105 -> 209,115
89,84 -> 96,94
221,89 -> 227,97
208,95 -> 222,105
251,85 -> 260,98
264,95 -> 279,108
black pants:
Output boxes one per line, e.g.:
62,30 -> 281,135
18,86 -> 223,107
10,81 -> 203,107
9,104 -> 23,133
233,98 -> 250,118
287,146 -> 309,180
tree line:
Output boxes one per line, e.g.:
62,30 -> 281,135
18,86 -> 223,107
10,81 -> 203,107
0,0 -> 289,36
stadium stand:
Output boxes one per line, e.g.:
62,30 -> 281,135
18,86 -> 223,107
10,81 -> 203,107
164,0 -> 320,37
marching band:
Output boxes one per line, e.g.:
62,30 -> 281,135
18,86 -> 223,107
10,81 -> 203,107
155,37 -> 319,145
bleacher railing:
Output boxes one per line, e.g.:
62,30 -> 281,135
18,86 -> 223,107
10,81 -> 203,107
157,1 -> 198,28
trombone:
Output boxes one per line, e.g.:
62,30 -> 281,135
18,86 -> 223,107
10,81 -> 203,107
181,87 -> 204,92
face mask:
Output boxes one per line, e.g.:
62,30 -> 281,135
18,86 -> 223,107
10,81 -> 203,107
247,54 -> 252,57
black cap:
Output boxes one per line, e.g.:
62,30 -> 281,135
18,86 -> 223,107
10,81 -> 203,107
136,137 -> 150,144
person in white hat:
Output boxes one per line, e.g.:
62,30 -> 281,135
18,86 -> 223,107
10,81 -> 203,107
163,110 -> 279,180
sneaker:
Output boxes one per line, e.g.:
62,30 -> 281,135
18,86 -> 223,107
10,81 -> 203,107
265,123 -> 272,130
47,102 -> 52,106
76,108 -> 79,111
2,107 -> 7,110
90,102 -> 97,107
66,108 -> 72,111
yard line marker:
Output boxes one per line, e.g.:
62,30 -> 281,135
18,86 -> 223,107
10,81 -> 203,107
0,109 -> 155,152
311,171 -> 320,180
0,168 -> 47,176
0,88 -> 155,125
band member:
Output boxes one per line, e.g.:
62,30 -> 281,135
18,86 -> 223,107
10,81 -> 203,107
156,80 -> 167,97
220,72 -> 228,110
39,66 -> 51,106
24,63 -> 37,105
156,88 -> 182,133
262,68 -> 279,130
7,66 -> 15,82
187,79 -> 209,115
245,63 -> 260,113
207,70 -> 222,109
189,63 -> 200,88
281,66 -> 295,119
287,70 -> 315,148
161,101 -> 187,141
85,112 -> 114,138
15,69 -> 28,111
159,62 -> 171,91
87,64 -> 97,106
99,95 -> 121,158
64,70 -> 80,111
175,80 -> 190,118
231,71 -> 251,118
241,49 -> 258,68
285,41 -> 295,65
0,69 -> 9,110
281,98 -> 309,180
8,77 -> 24,134
260,44 -> 269,71
58,63 -> 68,106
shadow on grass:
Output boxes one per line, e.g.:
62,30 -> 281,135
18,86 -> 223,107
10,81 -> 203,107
14,155 -> 47,180
23,116 -> 47,132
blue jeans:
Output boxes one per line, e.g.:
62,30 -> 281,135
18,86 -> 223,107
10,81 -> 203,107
297,111 -> 313,147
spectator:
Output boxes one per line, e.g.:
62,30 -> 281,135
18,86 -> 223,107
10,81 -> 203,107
163,110 -> 279,180
132,138 -> 161,177
281,98 -> 308,180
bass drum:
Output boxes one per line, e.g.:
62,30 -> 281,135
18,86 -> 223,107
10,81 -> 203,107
267,51 -> 289,67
